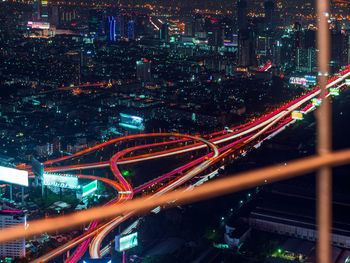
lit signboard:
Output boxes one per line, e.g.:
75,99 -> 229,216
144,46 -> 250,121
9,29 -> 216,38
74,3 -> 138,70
312,98 -> 322,107
289,77 -> 306,85
223,40 -> 237,47
43,173 -> 79,189
304,75 -> 317,84
329,88 -> 339,96
345,79 -> 350,85
119,113 -> 145,130
82,180 -> 97,197
291,111 -> 304,120
115,232 -> 138,252
289,75 -> 316,86
0,166 -> 28,187
27,21 -> 50,30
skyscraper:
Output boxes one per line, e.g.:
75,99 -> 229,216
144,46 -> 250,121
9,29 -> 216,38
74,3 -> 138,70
184,15 -> 194,37
136,59 -> 152,83
194,14 -> 204,34
264,1 -> 275,30
160,23 -> 170,42
32,0 -> 40,21
40,0 -> 49,23
207,24 -> 224,47
293,22 -> 303,49
237,0 -> 254,67
272,40 -> 282,66
116,14 -> 126,38
331,30 -> 348,69
88,9 -> 104,36
237,0 -> 248,31
50,6 -> 59,26
238,28 -> 256,67
106,16 -> 116,42
127,20 -> 135,40
296,47 -> 317,73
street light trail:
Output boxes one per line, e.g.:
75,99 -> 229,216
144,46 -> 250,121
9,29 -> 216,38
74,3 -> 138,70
3,150 -> 350,246
25,65 -> 350,261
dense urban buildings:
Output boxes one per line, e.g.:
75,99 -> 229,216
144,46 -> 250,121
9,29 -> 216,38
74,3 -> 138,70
0,210 -> 26,258
0,0 -> 350,262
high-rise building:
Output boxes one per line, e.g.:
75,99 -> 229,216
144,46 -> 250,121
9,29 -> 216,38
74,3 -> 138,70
264,1 -> 275,30
136,59 -> 152,83
296,48 -> 317,73
194,14 -> 204,34
184,15 -> 194,37
207,25 -> 224,47
50,6 -> 59,26
40,0 -> 49,22
0,210 -> 26,258
272,40 -> 282,66
293,22 -> 303,49
238,28 -> 256,67
304,29 -> 316,49
237,0 -> 248,31
221,17 -> 235,42
160,23 -> 170,42
331,30 -> 348,70
62,51 -> 81,85
117,14 -> 126,38
128,20 -> 135,40
256,36 -> 271,56
32,0 -> 40,21
88,9 -> 104,36
59,9 -> 76,25
106,16 -> 116,42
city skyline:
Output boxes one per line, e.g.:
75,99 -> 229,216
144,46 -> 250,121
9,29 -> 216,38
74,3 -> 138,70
0,0 -> 349,262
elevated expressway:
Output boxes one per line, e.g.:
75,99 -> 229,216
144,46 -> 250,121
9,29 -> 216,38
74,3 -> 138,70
30,65 -> 350,262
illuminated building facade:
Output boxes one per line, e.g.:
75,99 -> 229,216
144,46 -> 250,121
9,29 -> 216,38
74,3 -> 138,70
106,16 -> 116,42
128,20 -> 135,40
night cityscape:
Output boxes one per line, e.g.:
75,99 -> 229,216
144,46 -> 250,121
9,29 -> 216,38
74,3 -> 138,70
0,0 -> 350,262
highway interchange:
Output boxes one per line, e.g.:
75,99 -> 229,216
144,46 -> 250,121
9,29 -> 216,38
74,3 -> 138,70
28,64 -> 350,262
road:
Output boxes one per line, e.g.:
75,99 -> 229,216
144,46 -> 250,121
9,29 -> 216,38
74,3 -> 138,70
28,65 -> 350,262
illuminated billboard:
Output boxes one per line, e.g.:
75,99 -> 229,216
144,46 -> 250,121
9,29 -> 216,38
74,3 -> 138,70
289,77 -> 306,85
115,232 -> 138,252
82,180 -> 97,197
304,75 -> 317,84
329,88 -> 339,96
291,111 -> 303,120
119,113 -> 145,130
289,75 -> 316,86
43,173 -> 79,189
345,79 -> 350,85
0,166 -> 28,187
312,98 -> 322,107
27,21 -> 50,30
